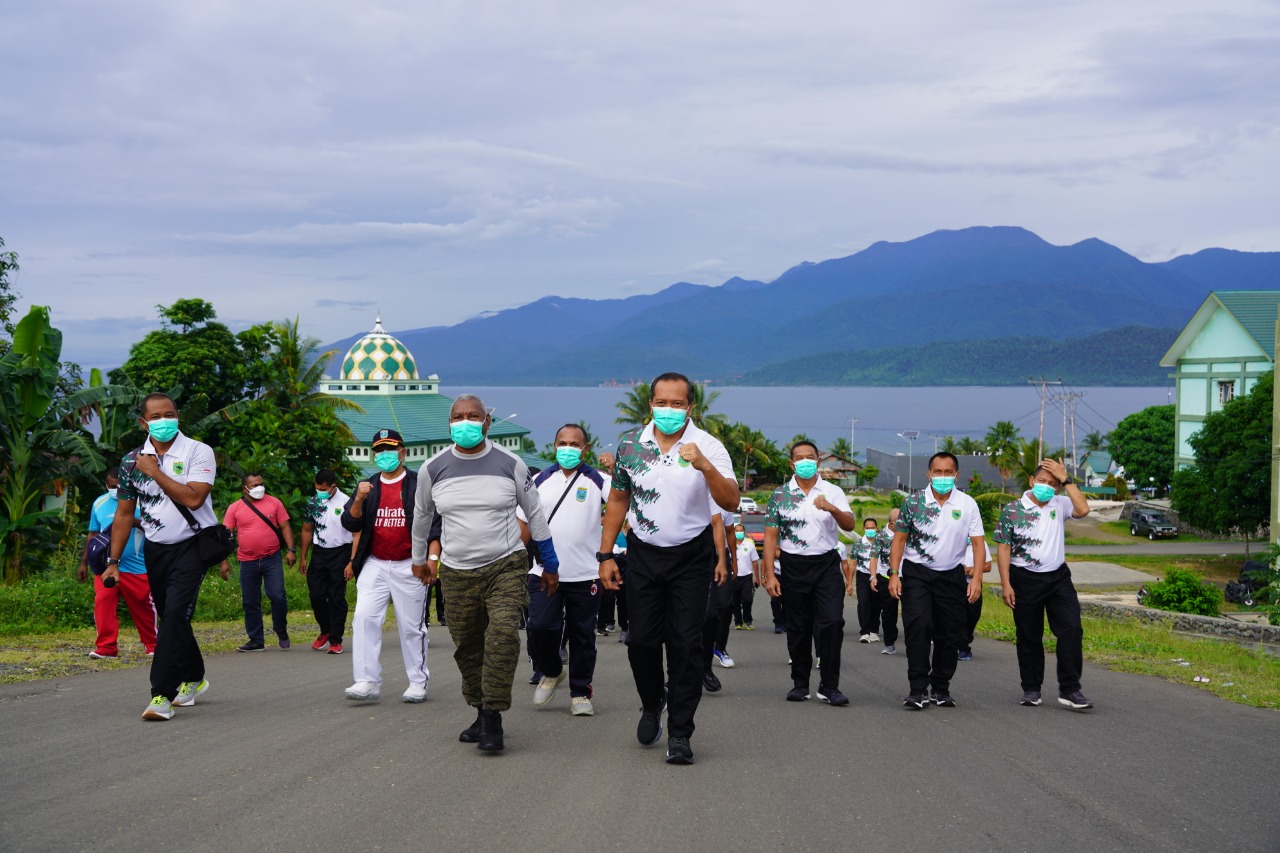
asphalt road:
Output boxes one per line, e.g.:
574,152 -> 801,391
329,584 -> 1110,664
2,608 -> 1277,853
1067,541 -> 1254,556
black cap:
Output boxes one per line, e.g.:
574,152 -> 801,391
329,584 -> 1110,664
371,428 -> 404,449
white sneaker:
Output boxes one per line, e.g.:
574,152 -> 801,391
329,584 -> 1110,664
344,681 -> 380,701
868,633 -> 879,642
534,671 -> 566,706
402,683 -> 427,703
881,645 -> 897,655
714,649 -> 735,668
173,679 -> 209,707
141,696 -> 173,721
858,634 -> 870,643
571,696 -> 594,716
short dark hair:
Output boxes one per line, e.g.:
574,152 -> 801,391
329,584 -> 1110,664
554,423 -> 590,445
789,440 -> 820,459
1032,464 -> 1062,486
315,469 -> 337,487
927,451 -> 959,471
241,471 -> 262,486
864,517 -> 878,527
649,372 -> 694,403
139,392 -> 176,416
105,466 -> 119,479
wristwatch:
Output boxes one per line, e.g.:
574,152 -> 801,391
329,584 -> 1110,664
595,551 -> 615,563
105,557 -> 120,566
1062,477 -> 1074,486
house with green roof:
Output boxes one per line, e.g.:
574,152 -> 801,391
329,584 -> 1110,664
1160,291 -> 1280,469
322,315 -> 541,473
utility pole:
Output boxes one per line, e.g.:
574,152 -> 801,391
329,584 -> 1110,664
847,417 -> 860,453
1029,376 -> 1062,450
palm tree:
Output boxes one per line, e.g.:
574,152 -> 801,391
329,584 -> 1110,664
1012,439 -> 1064,485
1081,430 -> 1108,453
265,317 -> 363,420
984,420 -> 1021,491
955,436 -> 983,455
614,382 -> 651,427
828,437 -> 853,461
726,422 -> 773,489
939,436 -> 959,454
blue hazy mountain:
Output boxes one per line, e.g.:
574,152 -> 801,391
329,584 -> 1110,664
324,226 -> 1280,385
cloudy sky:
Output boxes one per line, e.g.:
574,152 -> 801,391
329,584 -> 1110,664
3,1 -> 1278,369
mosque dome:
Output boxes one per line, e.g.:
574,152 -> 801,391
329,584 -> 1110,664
339,314 -> 419,382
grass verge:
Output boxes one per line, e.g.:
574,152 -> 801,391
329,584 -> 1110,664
975,589 -> 1280,710
1098,520 -> 1212,543
1065,554 -> 1246,584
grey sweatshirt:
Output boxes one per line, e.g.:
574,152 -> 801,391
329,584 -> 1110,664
411,441 -> 551,570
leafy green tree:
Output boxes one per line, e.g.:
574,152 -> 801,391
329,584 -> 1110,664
109,300 -> 270,415
828,437 -> 853,461
984,420 -> 1022,491
858,464 -> 880,488
1109,404 -> 1174,496
726,423 -> 774,489
0,307 -> 117,584
955,436 -> 983,455
939,436 -> 959,454
0,237 -> 18,339
1081,430 -> 1109,452
1171,374 -> 1271,552
614,382 -> 651,427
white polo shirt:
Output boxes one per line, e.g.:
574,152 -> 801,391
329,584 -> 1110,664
303,488 -> 354,549
993,492 -> 1075,573
117,432 -> 217,545
893,487 -> 985,571
521,464 -> 607,582
611,420 -> 735,548
735,539 -> 759,577
964,539 -> 992,570
764,477 -> 853,556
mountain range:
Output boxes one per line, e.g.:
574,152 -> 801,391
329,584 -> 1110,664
324,226 -> 1280,386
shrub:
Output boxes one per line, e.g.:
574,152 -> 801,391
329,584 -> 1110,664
974,492 -> 1019,532
1142,568 -> 1222,617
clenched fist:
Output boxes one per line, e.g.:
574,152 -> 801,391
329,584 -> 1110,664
355,481 -> 373,501
678,442 -> 709,472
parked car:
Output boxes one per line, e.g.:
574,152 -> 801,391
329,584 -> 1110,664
738,511 -> 767,554
1130,510 -> 1178,540
738,497 -> 759,513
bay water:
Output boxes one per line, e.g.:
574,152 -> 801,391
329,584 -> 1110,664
443,385 -> 1172,454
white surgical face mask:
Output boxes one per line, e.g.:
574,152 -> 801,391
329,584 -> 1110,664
247,485 -> 266,500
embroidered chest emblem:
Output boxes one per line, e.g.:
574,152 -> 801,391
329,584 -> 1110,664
677,456 -> 690,468
575,487 -> 588,502
1050,510 -> 1057,520
951,508 -> 961,521
172,461 -> 185,476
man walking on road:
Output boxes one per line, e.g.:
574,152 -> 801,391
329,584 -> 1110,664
889,452 -> 986,710
522,424 -> 606,716
850,516 -> 880,644
599,372 -> 738,766
994,458 -> 1093,710
79,467 -> 157,659
761,440 -> 856,707
730,521 -> 759,630
106,393 -> 222,721
220,473 -> 295,652
868,511 -> 900,655
341,429 -> 430,704
411,395 -> 559,753
300,469 -> 356,654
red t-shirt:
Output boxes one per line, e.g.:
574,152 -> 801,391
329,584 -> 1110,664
370,475 -> 412,562
224,495 -> 289,561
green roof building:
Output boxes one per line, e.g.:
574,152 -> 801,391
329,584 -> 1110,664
1160,291 -> 1280,469
323,315 -> 541,473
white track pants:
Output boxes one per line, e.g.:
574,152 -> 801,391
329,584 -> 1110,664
352,556 -> 429,688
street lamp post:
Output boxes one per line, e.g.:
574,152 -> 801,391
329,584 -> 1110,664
899,430 -> 920,491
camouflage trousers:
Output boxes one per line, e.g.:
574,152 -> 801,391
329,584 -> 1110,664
439,549 -> 530,712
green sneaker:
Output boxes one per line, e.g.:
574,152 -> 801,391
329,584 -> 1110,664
174,679 -> 209,707
141,695 -> 174,721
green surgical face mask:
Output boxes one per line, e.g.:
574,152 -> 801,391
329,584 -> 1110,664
735,532 -> 745,541
650,407 -> 688,435
931,476 -> 956,494
146,418 -> 179,443
794,459 -> 818,479
316,488 -> 333,499
450,420 -> 485,449
555,446 -> 583,469
865,529 -> 877,538
375,450 -> 401,472
1031,483 -> 1057,502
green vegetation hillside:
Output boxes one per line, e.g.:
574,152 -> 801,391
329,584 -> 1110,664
734,326 -> 1177,386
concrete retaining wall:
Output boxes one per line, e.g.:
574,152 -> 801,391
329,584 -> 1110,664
1080,600 -> 1280,653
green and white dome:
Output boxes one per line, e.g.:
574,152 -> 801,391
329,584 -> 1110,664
340,314 -> 419,382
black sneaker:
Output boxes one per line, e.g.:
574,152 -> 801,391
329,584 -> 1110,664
237,641 -> 265,653
458,709 -> 483,743
1058,690 -> 1093,710
665,736 -> 694,765
903,692 -> 928,710
930,690 -> 956,707
817,687 -> 849,706
637,689 -> 666,746
477,709 -> 504,752
1020,690 -> 1042,706
703,670 -> 722,693
786,686 -> 810,702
